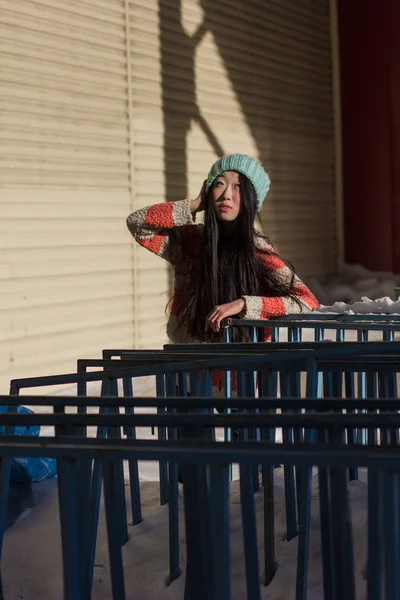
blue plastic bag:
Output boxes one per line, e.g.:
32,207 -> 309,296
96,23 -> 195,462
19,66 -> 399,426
11,456 -> 57,484
0,405 -> 57,483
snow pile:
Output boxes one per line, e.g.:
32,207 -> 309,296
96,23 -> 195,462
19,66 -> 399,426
309,262 -> 400,306
316,296 -> 400,315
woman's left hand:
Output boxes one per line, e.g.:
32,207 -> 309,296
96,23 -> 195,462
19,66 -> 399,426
205,299 -> 246,333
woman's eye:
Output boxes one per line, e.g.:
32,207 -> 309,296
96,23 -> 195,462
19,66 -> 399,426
215,181 -> 224,186
235,184 -> 241,189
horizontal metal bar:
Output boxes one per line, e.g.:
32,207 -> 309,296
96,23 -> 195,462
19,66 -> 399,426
80,354 -> 400,369
0,438 -> 399,470
77,356 -> 400,375
11,342 -> 400,389
225,319 -> 400,331
164,341 -> 400,353
163,343 -> 400,359
3,395 -> 400,411
230,314 -> 400,322
2,412 -> 400,428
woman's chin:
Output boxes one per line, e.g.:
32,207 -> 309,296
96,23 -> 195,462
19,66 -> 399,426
217,213 -> 238,222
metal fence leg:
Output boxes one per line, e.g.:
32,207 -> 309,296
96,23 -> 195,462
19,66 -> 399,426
367,469 -> 383,600
318,465 -> 335,600
168,460 -> 180,584
182,462 -> 212,600
329,455 -> 355,600
165,377 -> 181,585
383,470 -> 400,600
262,462 -> 276,586
107,379 -> 129,547
103,460 -> 126,600
245,370 -> 259,493
280,371 -> 297,541
124,405 -> 142,526
366,372 -> 378,447
73,382 -> 93,590
357,330 -> 367,446
378,373 -> 389,445
295,467 -> 312,600
239,464 -> 261,600
345,371 -> 359,480
209,464 -> 231,600
85,401 -> 109,597
123,377 -> 142,526
156,375 -> 169,506
86,459 -> 103,597
260,381 -> 277,586
57,457 -> 81,600
223,368 -> 233,483
0,456 -> 12,564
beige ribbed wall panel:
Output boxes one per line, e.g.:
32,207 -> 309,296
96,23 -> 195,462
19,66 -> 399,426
128,1 -> 170,349
1,0 -> 337,391
0,1 -> 134,392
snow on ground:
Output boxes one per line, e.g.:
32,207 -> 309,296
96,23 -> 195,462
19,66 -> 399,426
2,469 -> 369,600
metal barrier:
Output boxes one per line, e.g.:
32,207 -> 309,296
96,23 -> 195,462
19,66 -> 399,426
170,314 -> 400,451
96,343 -> 400,533
0,400 -> 400,600
222,313 -> 400,343
8,340 -> 400,600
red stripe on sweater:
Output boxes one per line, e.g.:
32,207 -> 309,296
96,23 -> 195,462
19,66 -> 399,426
140,234 -> 164,255
293,285 -> 319,310
261,296 -> 286,317
258,251 -> 285,272
145,202 -> 174,228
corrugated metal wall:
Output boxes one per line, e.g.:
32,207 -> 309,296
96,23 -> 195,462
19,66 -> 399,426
0,0 -> 134,391
0,0 -> 336,391
128,0 -> 170,349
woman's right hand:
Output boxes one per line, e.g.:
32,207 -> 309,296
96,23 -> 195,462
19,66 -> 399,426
190,180 -> 207,214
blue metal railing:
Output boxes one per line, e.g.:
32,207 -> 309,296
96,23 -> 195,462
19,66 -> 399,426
2,402 -> 400,600
7,334 -> 400,600
223,313 -> 400,343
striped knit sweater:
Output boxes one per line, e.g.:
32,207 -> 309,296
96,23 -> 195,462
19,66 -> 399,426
126,199 -> 318,347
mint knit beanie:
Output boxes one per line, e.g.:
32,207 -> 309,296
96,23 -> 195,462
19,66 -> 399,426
206,154 -> 270,210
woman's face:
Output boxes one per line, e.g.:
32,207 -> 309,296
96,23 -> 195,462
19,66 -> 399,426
211,170 -> 241,221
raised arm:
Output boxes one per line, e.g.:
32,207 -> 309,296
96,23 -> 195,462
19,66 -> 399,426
126,184 -> 206,263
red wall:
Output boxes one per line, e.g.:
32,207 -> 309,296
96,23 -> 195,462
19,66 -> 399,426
338,0 -> 400,272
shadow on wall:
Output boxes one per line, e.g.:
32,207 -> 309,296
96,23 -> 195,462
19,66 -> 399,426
159,0 -> 289,202
198,0 -> 330,185
159,0 -> 334,281
159,0 -> 225,203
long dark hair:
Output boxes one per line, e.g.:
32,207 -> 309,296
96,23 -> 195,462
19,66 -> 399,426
172,173 -> 300,341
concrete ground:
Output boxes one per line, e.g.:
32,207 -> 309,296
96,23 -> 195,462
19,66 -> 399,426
1,469 -> 369,600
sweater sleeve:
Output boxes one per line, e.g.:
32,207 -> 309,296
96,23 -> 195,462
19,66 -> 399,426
241,251 -> 319,320
126,199 -> 200,264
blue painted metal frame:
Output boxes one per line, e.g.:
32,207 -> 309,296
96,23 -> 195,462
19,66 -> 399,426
8,335 -> 400,600
2,404 -> 400,599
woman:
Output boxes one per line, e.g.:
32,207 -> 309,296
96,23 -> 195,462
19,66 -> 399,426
127,154 -> 318,392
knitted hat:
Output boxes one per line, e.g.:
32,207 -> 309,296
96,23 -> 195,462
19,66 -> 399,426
206,154 -> 270,210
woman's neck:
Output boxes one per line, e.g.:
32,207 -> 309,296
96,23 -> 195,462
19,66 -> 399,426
219,220 -> 237,238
